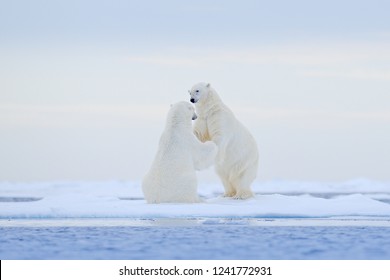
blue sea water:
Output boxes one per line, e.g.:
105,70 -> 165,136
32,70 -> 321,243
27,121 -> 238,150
1,222 -> 390,260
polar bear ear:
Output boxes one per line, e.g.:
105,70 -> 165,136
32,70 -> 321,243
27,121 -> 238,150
206,83 -> 211,88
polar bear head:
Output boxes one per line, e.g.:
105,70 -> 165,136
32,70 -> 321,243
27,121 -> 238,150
188,82 -> 211,104
168,101 -> 197,125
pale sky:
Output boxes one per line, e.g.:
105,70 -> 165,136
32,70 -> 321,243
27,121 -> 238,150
1,0 -> 389,182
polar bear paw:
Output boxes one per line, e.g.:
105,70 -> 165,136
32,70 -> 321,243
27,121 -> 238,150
223,191 -> 236,198
232,189 -> 254,200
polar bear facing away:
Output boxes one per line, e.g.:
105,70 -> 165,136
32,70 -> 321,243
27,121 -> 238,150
189,82 -> 259,199
142,101 -> 217,203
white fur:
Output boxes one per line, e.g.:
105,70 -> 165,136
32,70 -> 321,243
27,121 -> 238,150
142,101 -> 217,203
189,82 -> 259,199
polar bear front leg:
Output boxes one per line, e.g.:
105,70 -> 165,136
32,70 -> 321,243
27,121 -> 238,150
192,141 -> 218,171
193,117 -> 210,143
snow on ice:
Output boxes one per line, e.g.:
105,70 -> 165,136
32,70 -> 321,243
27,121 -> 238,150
1,179 -> 390,219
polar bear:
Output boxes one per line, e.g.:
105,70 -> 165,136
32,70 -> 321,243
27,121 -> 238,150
142,101 -> 218,203
189,82 -> 259,199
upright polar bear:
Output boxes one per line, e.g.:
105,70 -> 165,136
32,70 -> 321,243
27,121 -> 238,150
142,101 -> 217,203
189,82 -> 259,199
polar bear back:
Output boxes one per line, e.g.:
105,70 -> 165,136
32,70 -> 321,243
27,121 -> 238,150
142,101 -> 217,203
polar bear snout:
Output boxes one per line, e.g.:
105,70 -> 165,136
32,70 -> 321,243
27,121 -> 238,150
192,112 -> 197,120
190,98 -> 196,103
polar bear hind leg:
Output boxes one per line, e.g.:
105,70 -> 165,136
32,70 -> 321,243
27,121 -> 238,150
215,165 -> 236,197
216,160 -> 257,199
230,167 -> 256,199
222,178 -> 237,198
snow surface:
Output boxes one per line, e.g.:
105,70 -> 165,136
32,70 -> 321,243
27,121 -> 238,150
1,179 -> 390,219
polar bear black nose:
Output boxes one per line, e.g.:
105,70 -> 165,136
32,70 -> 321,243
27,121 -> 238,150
190,98 -> 195,103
